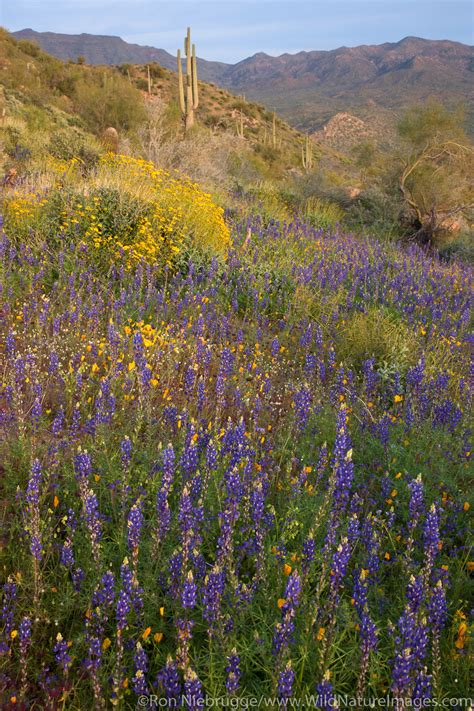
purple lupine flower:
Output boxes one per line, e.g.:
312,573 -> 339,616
52,407 -> 64,435
127,500 -> 144,552
215,347 -> 234,404
315,674 -> 335,709
225,649 -> 241,694
31,386 -> 43,428
184,668 -> 204,709
60,539 -> 75,569
353,571 -> 378,653
116,589 -> 131,633
18,616 -> 32,648
83,489 -> 102,556
182,570 -> 198,609
5,329 -> 16,356
120,436 -> 132,468
85,635 -> 102,674
412,669 -> 432,701
278,661 -> 295,701
330,407 -> 354,521
53,633 -> 72,672
0,581 -> 17,654
92,571 -> 116,610
347,514 -> 360,543
132,642 -> 149,695
155,444 -> 175,545
429,580 -> 447,633
206,441 -> 218,470
273,571 -> 302,657
156,657 -> 181,701
26,459 -> 43,561
18,613 -> 32,697
74,450 -> 93,480
406,575 -> 424,613
429,579 -> 448,691
424,504 -> 440,565
391,576 -> 429,698
408,475 -> 424,521
293,385 -> 312,430
26,459 -> 42,505
329,537 -> 351,591
302,536 -> 316,576
202,564 -> 225,630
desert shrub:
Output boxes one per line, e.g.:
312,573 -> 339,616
137,105 -> 238,190
344,187 -> 403,238
337,306 -> 420,373
301,196 -> 344,230
3,154 -> 230,271
135,78 -> 149,92
73,77 -> 147,133
437,231 -> 474,264
254,143 -> 280,164
244,181 -> 292,222
48,130 -> 100,169
16,39 -> 41,57
148,62 -> 164,79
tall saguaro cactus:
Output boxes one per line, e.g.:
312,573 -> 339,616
236,109 -> 244,139
302,134 -> 313,171
177,27 -> 199,133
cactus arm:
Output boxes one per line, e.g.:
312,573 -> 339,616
192,43 -> 199,109
177,49 -> 185,115
185,29 -> 194,128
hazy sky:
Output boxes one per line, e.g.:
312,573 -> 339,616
1,0 -> 473,63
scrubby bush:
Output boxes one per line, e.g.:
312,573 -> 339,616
344,187 -> 403,238
437,231 -> 474,263
301,196 -> 344,230
73,78 -> 147,133
3,154 -> 231,271
337,306 -> 420,373
48,130 -> 100,170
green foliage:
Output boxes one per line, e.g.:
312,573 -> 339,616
396,103 -> 473,242
73,76 -> 147,132
344,187 -> 403,239
301,196 -> 344,230
438,231 -> 474,263
0,30 -> 146,137
47,130 -> 100,169
337,306 -> 420,373
397,101 -> 467,148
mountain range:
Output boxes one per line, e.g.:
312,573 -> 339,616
12,29 -> 474,132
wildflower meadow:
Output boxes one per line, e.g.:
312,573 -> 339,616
0,178 -> 472,708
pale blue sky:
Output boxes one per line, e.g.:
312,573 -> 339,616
1,0 -> 473,63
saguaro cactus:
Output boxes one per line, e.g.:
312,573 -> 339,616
302,134 -> 313,171
147,64 -> 152,96
236,110 -> 244,139
177,27 -> 199,132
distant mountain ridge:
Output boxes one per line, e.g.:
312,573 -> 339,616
11,28 -> 229,82
12,29 -> 474,132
